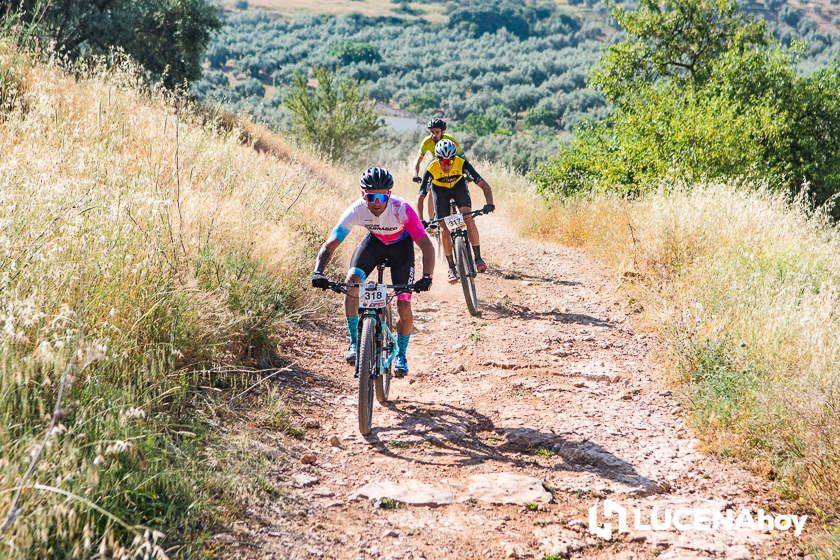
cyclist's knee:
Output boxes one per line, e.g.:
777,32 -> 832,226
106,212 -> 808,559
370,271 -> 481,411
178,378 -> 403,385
344,273 -> 362,296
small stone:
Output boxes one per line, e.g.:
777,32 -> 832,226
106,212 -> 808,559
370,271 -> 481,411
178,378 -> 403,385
301,453 -> 318,465
291,473 -> 319,487
546,544 -> 569,558
212,533 -> 236,544
303,418 -> 320,429
329,435 -> 344,448
449,364 -> 466,375
382,529 -> 399,538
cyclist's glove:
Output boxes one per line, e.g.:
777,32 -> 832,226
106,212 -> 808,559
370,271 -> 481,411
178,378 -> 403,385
311,272 -> 330,290
412,176 -> 422,183
413,275 -> 432,292
421,219 -> 430,229
482,204 -> 495,214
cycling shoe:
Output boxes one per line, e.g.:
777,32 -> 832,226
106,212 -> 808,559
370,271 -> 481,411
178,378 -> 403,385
345,343 -> 357,366
394,355 -> 409,377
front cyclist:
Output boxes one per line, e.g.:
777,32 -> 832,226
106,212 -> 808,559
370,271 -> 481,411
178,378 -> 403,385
416,139 -> 495,284
311,167 -> 435,377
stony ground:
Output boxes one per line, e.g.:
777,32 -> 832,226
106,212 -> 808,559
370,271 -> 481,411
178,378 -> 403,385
211,213 -> 808,560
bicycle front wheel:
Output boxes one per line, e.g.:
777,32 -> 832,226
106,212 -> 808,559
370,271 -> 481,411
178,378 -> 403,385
375,303 -> 393,404
356,316 -> 376,435
454,235 -> 479,316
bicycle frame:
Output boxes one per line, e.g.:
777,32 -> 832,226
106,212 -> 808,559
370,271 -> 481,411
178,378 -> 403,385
357,263 -> 399,374
428,202 -> 485,278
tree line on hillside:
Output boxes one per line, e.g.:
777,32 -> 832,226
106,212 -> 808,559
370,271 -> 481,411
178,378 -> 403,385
192,3 -> 609,170
193,0 -> 838,172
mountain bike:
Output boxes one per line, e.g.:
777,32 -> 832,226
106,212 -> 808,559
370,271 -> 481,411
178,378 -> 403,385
322,262 -> 415,435
428,202 -> 486,317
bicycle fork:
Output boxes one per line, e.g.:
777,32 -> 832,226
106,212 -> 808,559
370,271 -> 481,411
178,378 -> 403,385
355,311 -> 398,377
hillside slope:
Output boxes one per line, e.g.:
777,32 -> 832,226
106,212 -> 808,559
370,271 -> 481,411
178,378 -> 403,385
0,48 -> 352,558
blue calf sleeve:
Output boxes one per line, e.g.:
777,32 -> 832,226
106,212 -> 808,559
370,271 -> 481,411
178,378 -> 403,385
397,333 -> 410,357
346,316 -> 359,345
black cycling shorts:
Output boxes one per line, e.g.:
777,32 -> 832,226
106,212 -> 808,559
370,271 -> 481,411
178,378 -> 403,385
432,178 -> 472,219
347,234 -> 415,301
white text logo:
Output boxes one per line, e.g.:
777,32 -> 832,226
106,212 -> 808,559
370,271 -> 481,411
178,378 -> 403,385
588,499 -> 807,540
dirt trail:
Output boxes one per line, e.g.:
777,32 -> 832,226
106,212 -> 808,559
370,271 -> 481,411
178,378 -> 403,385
216,213 -> 804,559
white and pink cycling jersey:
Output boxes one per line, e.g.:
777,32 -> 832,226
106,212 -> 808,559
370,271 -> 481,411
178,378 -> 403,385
330,195 -> 427,245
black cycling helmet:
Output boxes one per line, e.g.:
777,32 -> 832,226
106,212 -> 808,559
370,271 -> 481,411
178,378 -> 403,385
427,118 -> 447,130
359,166 -> 394,190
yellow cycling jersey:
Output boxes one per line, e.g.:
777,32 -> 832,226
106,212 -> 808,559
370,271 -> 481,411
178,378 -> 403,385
418,133 -> 461,157
426,156 -> 466,188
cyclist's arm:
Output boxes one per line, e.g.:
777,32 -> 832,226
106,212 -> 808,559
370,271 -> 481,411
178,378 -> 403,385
314,206 -> 356,273
402,204 -> 435,278
476,178 -> 494,206
416,235 -> 435,279
463,161 -> 494,206
413,154 -> 425,178
314,236 -> 342,274
416,172 -> 433,220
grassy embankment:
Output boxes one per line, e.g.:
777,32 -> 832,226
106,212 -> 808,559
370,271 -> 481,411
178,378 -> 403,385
509,181 -> 840,553
0,45 -> 356,558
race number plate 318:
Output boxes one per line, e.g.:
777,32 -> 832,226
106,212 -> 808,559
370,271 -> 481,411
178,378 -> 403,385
360,283 -> 387,309
444,213 -> 466,232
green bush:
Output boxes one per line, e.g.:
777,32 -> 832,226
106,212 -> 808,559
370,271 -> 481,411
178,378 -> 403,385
330,40 -> 381,65
285,66 -> 383,161
402,89 -> 438,113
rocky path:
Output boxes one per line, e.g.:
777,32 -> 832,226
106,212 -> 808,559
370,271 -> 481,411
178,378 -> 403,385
214,213 -> 805,559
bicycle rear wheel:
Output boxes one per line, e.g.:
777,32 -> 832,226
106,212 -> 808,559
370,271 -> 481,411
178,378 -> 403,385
357,317 -> 376,435
454,235 -> 479,316
375,303 -> 393,404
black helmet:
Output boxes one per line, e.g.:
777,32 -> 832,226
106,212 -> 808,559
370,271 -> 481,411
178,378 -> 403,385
359,166 -> 394,190
427,118 -> 446,130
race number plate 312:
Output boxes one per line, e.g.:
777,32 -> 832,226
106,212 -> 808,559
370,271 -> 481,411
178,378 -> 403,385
444,213 -> 466,232
360,283 -> 387,309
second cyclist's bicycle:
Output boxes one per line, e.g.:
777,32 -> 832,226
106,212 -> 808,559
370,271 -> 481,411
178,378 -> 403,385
428,200 -> 486,316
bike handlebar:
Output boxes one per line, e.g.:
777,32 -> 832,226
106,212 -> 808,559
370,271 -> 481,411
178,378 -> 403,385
320,280 -> 418,295
426,208 -> 485,230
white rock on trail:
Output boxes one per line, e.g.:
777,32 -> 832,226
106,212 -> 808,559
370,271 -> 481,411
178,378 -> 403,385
464,473 -> 552,505
353,480 -> 456,506
291,473 -> 319,488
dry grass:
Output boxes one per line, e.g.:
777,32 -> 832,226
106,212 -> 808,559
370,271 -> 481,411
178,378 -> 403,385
0,45 -> 360,558
515,182 -> 840,548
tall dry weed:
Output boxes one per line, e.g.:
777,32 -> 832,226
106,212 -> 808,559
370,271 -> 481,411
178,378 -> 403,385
519,182 -> 840,543
0,46 -> 351,558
